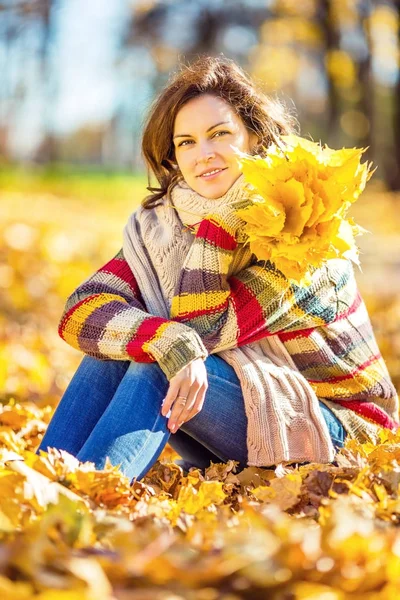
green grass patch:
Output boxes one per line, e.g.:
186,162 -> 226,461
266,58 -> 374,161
0,163 -> 149,204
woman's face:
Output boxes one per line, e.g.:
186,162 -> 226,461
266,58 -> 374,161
172,94 -> 258,198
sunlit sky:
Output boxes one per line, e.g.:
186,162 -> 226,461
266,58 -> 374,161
4,0 -> 131,155
52,0 -> 129,134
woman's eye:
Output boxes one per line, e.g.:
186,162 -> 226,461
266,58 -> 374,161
213,130 -> 229,138
177,131 -> 230,147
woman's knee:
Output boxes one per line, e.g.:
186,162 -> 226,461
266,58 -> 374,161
123,360 -> 169,396
77,354 -> 130,381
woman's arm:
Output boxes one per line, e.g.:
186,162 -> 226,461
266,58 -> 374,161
170,206 -> 350,353
59,248 -> 208,380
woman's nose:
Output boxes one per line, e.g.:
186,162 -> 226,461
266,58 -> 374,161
196,141 -> 215,163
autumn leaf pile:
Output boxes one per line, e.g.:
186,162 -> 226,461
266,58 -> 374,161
2,174 -> 400,599
235,135 -> 373,284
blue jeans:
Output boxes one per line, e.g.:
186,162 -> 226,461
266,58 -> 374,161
37,354 -> 346,482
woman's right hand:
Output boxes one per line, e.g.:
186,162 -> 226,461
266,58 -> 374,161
160,358 -> 208,433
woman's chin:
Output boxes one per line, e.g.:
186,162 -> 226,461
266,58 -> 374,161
193,178 -> 236,199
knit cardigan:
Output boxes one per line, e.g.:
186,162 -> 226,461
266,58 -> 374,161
123,175 -> 337,465
58,176 -> 399,465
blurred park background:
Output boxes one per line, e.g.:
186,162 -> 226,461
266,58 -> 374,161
1,0 -> 400,412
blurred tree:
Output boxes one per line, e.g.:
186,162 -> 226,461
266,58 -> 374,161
125,1 -> 270,77
323,0 -> 374,155
36,0 -> 58,163
320,0 -> 341,139
386,0 -> 400,190
0,0 -> 59,162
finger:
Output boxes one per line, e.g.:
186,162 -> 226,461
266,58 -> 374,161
178,388 -> 206,426
184,399 -> 205,423
172,398 -> 198,430
174,384 -> 206,429
168,387 -> 194,432
168,395 -> 192,432
175,387 -> 202,425
161,381 -> 181,417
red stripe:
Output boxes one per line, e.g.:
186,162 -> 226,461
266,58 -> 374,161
279,326 -> 316,343
334,399 -> 399,430
308,354 -> 381,384
126,316 -> 169,362
230,276 -> 271,344
197,219 -> 237,251
100,257 -> 143,298
335,290 -> 362,321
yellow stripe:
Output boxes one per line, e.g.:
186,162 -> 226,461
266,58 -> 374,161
62,294 -> 127,349
206,213 -> 236,237
290,303 -> 327,328
171,291 -> 230,318
309,360 -> 382,397
282,335 -> 318,355
219,252 -> 233,275
304,361 -> 356,381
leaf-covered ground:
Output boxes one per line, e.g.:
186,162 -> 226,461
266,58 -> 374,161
1,170 -> 400,599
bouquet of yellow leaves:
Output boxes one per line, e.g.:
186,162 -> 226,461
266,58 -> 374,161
235,134 -> 374,285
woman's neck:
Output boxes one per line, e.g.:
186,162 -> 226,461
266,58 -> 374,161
169,173 -> 250,227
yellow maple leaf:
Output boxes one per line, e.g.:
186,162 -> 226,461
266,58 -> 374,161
234,135 -> 372,284
252,472 -> 303,511
177,480 -> 226,515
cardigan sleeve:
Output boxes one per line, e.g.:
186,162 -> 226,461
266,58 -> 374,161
170,208 -> 350,354
58,248 -> 208,380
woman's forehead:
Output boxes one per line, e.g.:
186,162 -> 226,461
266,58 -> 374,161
174,95 -> 238,131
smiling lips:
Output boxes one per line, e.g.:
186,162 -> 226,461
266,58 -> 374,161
198,167 -> 227,178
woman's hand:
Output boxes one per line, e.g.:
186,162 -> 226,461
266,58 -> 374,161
161,358 -> 208,433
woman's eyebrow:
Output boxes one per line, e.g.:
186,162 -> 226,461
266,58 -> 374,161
173,121 -> 231,140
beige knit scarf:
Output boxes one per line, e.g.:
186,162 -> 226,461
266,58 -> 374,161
123,175 -> 336,466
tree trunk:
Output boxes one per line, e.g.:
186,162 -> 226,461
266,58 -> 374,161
319,0 -> 341,142
386,0 -> 400,190
357,1 -> 374,162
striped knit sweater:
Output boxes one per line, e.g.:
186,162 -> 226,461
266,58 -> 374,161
59,176 -> 399,456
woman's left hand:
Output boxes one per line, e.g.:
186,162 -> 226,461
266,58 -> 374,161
161,357 -> 209,433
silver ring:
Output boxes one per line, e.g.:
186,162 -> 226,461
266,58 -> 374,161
177,395 -> 187,400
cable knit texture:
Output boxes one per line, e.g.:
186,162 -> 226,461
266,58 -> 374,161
58,174 -> 399,467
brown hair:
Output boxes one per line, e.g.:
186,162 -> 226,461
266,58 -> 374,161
141,55 -> 298,209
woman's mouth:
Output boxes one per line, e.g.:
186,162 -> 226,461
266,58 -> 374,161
198,167 -> 227,180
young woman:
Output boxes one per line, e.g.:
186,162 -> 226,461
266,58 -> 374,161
38,56 -> 399,482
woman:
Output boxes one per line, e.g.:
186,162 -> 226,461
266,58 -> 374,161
38,56 -> 399,482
